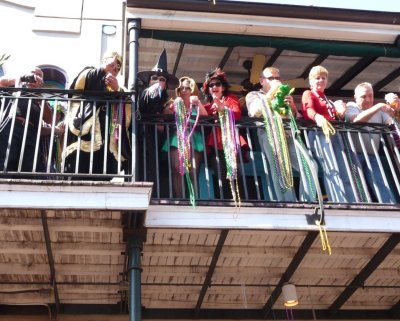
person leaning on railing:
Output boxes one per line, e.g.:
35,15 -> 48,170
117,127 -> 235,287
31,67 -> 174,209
161,76 -> 208,199
202,68 -> 248,202
246,66 -> 315,202
136,49 -> 179,197
301,65 -> 356,203
0,67 -> 53,174
64,51 -> 131,177
344,82 -> 397,203
385,92 -> 400,149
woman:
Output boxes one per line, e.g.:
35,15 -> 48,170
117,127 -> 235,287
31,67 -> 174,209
202,68 -> 247,202
162,77 -> 207,199
301,65 -> 355,203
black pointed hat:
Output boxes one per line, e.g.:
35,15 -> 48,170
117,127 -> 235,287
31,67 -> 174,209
137,49 -> 179,89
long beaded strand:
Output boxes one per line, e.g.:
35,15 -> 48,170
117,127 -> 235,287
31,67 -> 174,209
260,94 -> 293,192
218,107 -> 241,207
342,136 -> 368,202
174,98 -> 199,207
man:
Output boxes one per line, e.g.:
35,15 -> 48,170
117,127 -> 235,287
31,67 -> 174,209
345,82 -> 396,203
65,51 -> 131,177
245,67 -> 312,202
136,49 -> 178,197
0,67 -> 53,173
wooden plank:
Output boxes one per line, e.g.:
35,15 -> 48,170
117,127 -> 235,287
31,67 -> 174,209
142,244 -> 397,258
0,217 -> 123,232
141,265 -> 399,281
0,263 -> 123,276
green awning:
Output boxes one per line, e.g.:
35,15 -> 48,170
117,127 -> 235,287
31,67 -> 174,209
140,29 -> 400,58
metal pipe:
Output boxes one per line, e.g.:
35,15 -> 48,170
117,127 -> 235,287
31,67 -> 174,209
127,18 -> 141,182
127,234 -> 143,321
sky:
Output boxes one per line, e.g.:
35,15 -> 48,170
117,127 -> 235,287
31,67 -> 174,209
228,0 -> 400,12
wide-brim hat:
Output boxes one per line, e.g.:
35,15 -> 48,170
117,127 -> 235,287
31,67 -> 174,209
137,49 -> 179,89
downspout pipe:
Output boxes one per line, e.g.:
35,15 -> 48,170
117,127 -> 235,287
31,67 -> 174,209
127,18 -> 141,182
127,234 -> 143,321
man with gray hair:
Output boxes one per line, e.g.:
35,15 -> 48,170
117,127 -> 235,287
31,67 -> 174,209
345,82 -> 396,203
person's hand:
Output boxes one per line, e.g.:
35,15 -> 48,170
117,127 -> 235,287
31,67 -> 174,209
378,103 -> 395,117
314,114 -> 326,127
21,73 -> 43,88
284,95 -> 297,116
33,74 -> 43,86
333,100 -> 346,119
163,100 -> 175,114
190,95 -> 200,106
315,114 -> 336,142
105,73 -> 119,91
211,96 -> 225,114
385,93 -> 399,109
148,82 -> 161,98
54,122 -> 65,135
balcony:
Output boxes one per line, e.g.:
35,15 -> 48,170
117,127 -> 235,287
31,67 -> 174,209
1,87 -> 400,320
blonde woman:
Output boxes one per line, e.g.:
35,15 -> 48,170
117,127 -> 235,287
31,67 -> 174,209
162,76 -> 208,198
301,65 -> 355,203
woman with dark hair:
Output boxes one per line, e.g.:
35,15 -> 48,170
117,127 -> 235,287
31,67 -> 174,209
202,68 -> 247,203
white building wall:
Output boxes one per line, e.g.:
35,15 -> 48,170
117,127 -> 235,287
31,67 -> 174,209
0,0 -> 125,86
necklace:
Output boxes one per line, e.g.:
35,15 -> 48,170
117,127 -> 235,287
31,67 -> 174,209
312,90 -> 337,120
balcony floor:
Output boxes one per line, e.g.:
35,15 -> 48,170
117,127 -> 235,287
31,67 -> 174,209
0,181 -> 399,320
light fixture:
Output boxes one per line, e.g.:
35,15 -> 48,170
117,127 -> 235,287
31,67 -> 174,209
282,283 -> 299,307
102,25 -> 117,36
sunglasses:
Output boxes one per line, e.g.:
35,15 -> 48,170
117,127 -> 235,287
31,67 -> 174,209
209,82 -> 222,88
151,75 -> 167,82
263,76 -> 281,81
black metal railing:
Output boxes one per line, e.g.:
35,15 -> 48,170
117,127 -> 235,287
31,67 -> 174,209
0,87 -> 133,180
1,87 -> 399,205
137,114 -> 400,205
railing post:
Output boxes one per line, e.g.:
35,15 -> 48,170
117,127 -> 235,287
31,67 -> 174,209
127,18 -> 141,182
127,233 -> 143,321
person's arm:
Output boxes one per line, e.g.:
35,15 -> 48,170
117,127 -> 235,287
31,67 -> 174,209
301,90 -> 318,122
350,103 -> 394,123
189,95 -> 208,116
225,94 -> 241,120
41,101 -> 55,124
0,75 -> 16,87
284,94 -> 298,118
245,91 -> 263,118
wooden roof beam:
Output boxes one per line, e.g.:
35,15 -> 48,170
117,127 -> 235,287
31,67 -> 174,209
172,43 -> 185,76
262,231 -> 318,318
373,66 -> 400,92
218,47 -> 234,69
41,211 -> 60,313
329,233 -> 400,316
264,48 -> 283,68
329,56 -> 378,92
299,54 -> 329,79
194,229 -> 229,316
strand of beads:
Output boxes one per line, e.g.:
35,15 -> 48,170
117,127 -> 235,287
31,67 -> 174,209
174,97 -> 199,207
287,109 -> 316,199
260,94 -> 293,193
218,107 -> 241,207
342,136 -> 368,202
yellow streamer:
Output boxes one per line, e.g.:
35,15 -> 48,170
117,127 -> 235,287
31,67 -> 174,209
317,221 -> 332,255
321,119 -> 336,144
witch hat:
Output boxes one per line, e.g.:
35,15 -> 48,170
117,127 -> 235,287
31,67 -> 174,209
137,49 -> 179,89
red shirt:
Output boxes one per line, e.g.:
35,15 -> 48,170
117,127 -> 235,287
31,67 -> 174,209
301,90 -> 337,122
204,93 -> 245,151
